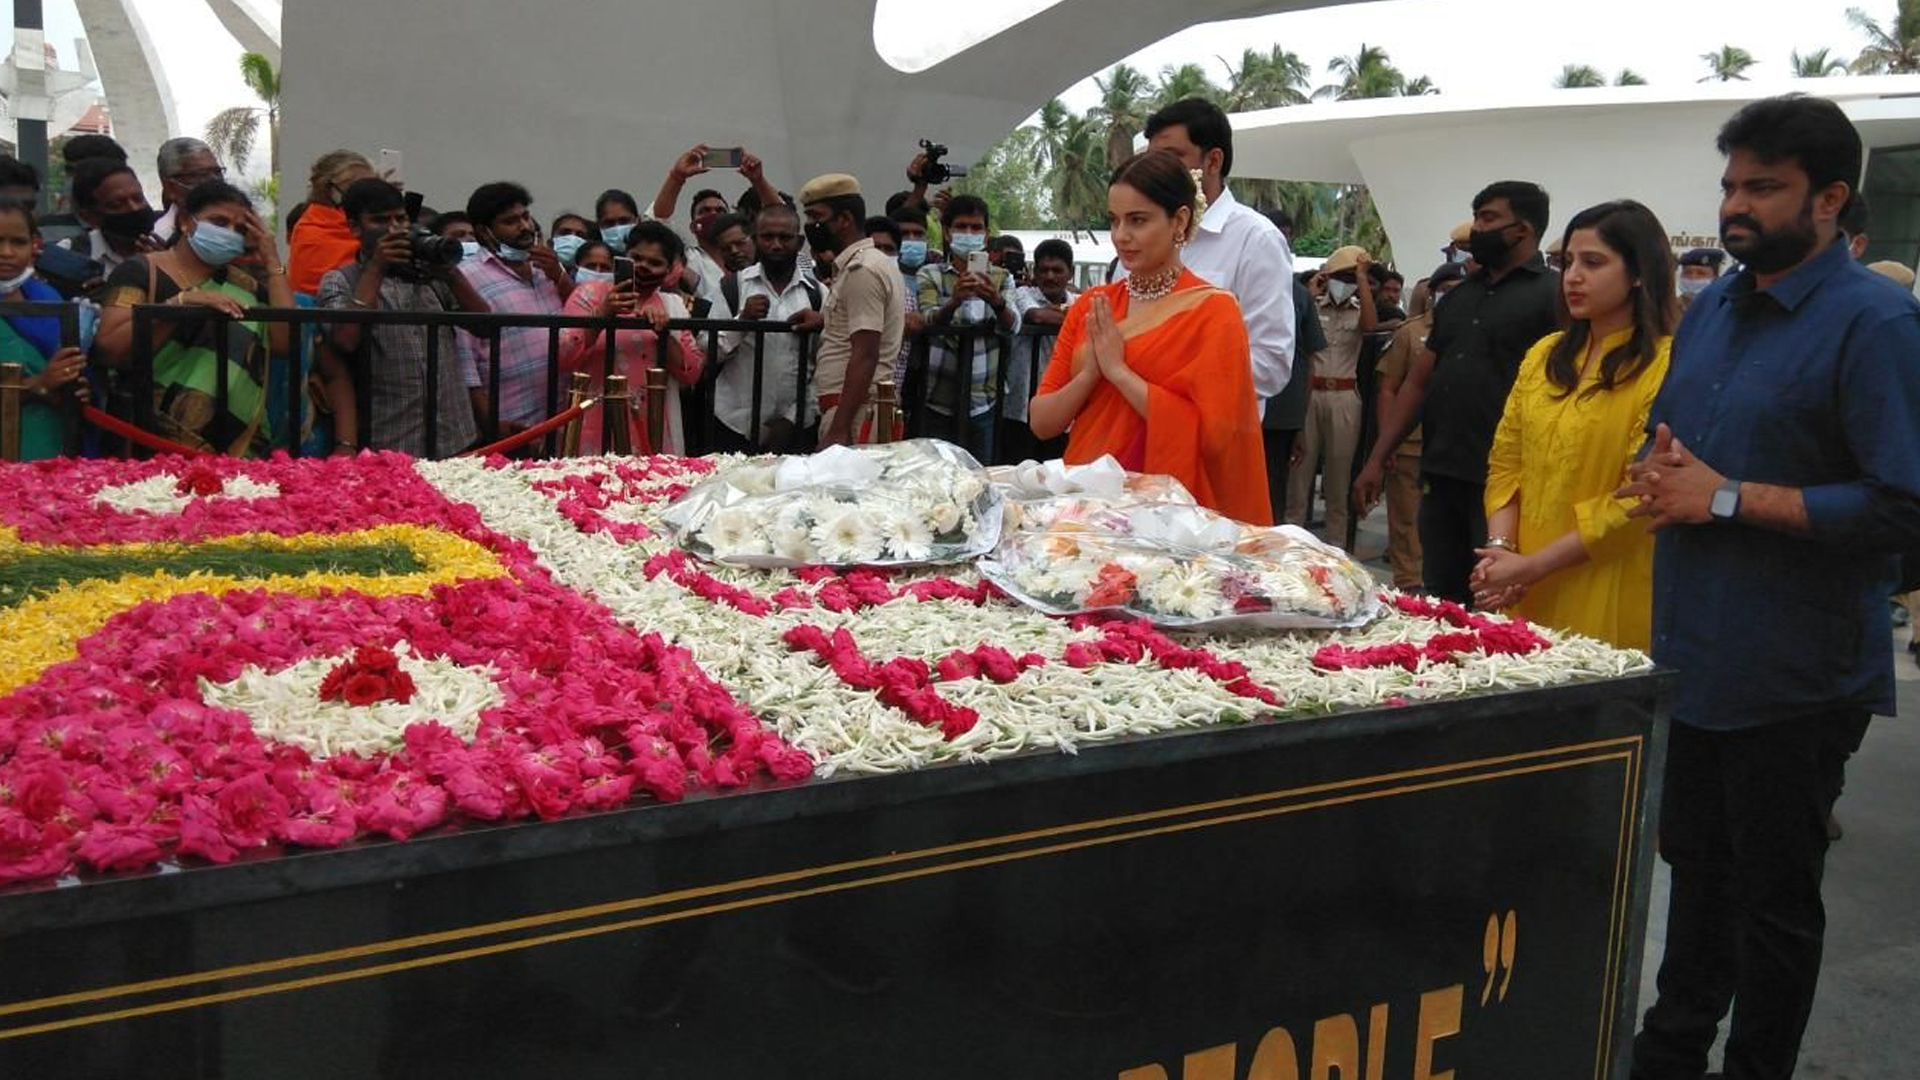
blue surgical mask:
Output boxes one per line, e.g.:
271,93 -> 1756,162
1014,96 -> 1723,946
552,234 -> 587,266
188,220 -> 248,267
460,240 -> 484,261
1448,249 -> 1472,265
602,223 -> 634,253
948,232 -> 986,257
494,241 -> 531,263
0,265 -> 34,293
574,266 -> 615,285
1677,276 -> 1712,297
898,239 -> 928,271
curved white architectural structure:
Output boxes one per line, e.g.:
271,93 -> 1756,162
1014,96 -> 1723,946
73,0 -> 183,193
279,0 -> 1359,219
1230,76 -> 1920,274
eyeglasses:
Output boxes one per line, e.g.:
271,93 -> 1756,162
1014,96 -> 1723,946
170,167 -> 227,187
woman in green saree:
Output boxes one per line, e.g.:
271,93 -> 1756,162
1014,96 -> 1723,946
0,198 -> 89,460
93,180 -> 296,456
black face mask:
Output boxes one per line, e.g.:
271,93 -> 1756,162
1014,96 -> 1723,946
1467,224 -> 1517,268
1720,206 -> 1818,275
101,207 -> 159,239
803,219 -> 836,256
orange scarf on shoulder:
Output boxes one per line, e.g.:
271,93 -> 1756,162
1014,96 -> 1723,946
1038,272 -> 1270,525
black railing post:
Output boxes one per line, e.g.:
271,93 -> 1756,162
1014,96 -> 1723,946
424,319 -> 442,460
132,305 -> 155,459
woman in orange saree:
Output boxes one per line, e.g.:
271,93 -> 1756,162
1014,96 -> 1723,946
1029,150 -> 1270,525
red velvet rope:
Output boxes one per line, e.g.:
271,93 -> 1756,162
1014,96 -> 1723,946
81,406 -> 211,458
458,399 -> 597,458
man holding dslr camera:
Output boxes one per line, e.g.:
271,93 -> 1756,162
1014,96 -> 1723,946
319,178 -> 480,457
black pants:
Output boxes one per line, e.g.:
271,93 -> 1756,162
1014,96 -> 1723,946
1417,474 -> 1486,605
1263,428 -> 1297,527
1631,708 -> 1870,1080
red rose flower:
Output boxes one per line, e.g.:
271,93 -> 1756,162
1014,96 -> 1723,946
342,672 -> 392,707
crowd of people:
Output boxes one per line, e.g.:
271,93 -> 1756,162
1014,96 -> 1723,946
1,88 -> 1917,1080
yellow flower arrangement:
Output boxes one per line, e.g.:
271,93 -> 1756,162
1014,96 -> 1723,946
0,525 -> 506,695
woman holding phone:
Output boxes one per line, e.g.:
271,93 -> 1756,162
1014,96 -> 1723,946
1471,200 -> 1675,648
555,222 -> 704,454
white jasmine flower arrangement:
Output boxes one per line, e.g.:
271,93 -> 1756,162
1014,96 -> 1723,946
661,439 -> 1004,568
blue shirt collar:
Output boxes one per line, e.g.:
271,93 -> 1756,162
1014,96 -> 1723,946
1723,236 -> 1852,313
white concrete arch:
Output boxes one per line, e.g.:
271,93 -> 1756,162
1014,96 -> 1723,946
73,0 -> 181,194
280,0 -> 1361,221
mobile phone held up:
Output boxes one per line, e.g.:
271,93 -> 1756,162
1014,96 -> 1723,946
614,257 -> 635,285
377,148 -> 403,186
704,147 -> 744,170
966,250 -> 990,277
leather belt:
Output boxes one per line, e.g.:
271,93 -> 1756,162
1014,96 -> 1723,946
1311,377 -> 1358,391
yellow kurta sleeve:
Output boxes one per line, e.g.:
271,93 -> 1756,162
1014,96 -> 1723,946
1573,337 -> 1671,563
1484,333 -> 1560,518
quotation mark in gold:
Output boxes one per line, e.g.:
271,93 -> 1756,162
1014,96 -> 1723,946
1480,910 -> 1518,1006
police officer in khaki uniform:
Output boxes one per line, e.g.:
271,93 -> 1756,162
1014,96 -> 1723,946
1285,244 -> 1371,548
800,174 -> 905,447
1375,260 -> 1469,589
1408,220 -> 1474,317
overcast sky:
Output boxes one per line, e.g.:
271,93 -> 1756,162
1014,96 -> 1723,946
1053,0 -> 1872,115
0,0 -> 1889,168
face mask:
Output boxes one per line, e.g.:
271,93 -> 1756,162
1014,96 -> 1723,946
1467,225 -> 1516,268
601,223 -> 634,253
1327,280 -> 1357,305
574,266 -> 615,285
461,240 -> 484,261
1448,249 -> 1472,265
494,244 -> 530,263
803,219 -> 836,255
1677,276 -> 1712,297
552,234 -> 587,266
101,207 -> 159,239
898,239 -> 928,271
0,265 -> 35,293
948,232 -> 987,257
188,221 -> 248,267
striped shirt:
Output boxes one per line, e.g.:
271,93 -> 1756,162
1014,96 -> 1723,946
454,251 -> 566,426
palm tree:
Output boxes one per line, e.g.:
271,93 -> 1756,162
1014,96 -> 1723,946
1699,45 -> 1758,82
1220,45 -> 1312,110
1555,64 -> 1607,88
1614,69 -> 1649,86
1848,2 -> 1920,72
1317,44 -> 1405,100
1791,47 -> 1852,76
1093,64 -> 1152,171
1051,112 -> 1110,233
204,52 -> 281,179
1154,62 -> 1222,109
1400,75 -> 1440,96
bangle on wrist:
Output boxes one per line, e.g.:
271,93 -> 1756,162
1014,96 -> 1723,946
1484,536 -> 1518,553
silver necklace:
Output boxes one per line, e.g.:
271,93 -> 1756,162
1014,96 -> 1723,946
1127,264 -> 1182,302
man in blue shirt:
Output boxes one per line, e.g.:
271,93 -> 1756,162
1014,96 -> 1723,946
1623,95 -> 1920,1080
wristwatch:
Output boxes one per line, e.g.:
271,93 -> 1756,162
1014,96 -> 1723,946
1709,478 -> 1742,522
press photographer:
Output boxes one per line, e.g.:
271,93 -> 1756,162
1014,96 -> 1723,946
318,178 -> 483,457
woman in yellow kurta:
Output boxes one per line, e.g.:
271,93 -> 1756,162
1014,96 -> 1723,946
1471,200 -> 1675,649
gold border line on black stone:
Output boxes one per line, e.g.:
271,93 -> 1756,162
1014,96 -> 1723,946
0,736 -> 1643,1048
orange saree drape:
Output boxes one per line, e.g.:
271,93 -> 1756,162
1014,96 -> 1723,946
1036,270 -> 1271,525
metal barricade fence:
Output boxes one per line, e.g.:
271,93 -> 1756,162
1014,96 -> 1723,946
7,301 -> 1061,464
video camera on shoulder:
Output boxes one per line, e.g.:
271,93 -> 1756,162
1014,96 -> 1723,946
391,225 -> 464,283
918,139 -> 968,185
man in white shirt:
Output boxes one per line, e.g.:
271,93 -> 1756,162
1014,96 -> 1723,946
1140,98 -> 1296,407
712,205 -> 823,451
152,138 -> 224,244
